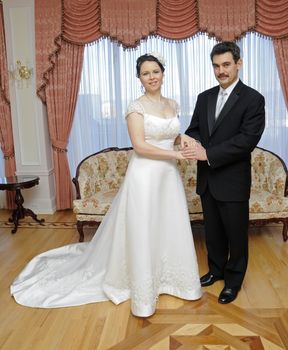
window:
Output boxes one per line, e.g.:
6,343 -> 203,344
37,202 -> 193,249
68,33 -> 288,176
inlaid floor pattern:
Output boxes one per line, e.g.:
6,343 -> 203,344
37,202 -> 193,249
0,220 -> 76,229
108,292 -> 287,350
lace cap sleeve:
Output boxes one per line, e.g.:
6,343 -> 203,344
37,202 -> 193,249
125,100 -> 145,119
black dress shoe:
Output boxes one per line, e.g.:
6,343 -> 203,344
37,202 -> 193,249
218,287 -> 239,304
200,272 -> 223,287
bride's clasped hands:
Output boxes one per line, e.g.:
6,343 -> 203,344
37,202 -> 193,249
179,135 -> 208,161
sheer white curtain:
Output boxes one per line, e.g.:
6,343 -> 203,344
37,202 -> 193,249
68,33 -> 288,176
239,35 -> 288,162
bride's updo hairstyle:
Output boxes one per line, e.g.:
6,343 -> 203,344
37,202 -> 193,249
136,53 -> 165,78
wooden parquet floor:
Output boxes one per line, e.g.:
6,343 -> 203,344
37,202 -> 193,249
0,210 -> 287,349
107,293 -> 288,350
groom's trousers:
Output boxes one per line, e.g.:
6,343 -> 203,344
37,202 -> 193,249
201,187 -> 249,289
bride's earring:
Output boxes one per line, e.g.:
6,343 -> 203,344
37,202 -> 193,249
141,85 -> 145,94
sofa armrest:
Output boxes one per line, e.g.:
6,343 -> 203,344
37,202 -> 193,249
72,154 -> 103,200
72,147 -> 133,200
267,158 -> 288,196
251,147 -> 288,197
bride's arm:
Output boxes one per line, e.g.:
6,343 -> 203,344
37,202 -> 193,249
127,112 -> 184,160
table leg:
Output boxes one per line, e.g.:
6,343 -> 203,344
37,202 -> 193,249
8,188 -> 45,234
9,189 -> 24,233
23,208 -> 45,225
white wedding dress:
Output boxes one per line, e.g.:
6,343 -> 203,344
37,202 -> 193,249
11,100 -> 202,317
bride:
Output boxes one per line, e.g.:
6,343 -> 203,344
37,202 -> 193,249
11,52 -> 202,318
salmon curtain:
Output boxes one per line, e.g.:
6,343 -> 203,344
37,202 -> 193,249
101,0 -> 157,47
62,0 -> 101,44
198,0 -> 256,41
35,0 -> 62,104
34,0 -> 288,209
0,1 -> 16,208
35,0 -> 91,209
273,38 -> 288,108
157,0 -> 198,40
256,0 -> 288,109
45,41 -> 84,209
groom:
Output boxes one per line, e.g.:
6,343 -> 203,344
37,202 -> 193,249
182,41 -> 265,304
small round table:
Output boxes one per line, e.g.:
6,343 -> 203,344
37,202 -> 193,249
0,175 -> 45,234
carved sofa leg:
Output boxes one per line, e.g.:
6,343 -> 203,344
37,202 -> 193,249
282,219 -> 288,242
76,220 -> 101,242
77,221 -> 85,242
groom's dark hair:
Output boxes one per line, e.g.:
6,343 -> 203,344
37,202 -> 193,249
210,41 -> 241,63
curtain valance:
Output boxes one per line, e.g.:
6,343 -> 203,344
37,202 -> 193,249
256,0 -> 288,38
198,0 -> 256,41
101,0 -> 157,47
157,0 -> 198,40
35,0 -> 62,102
63,0 -> 101,45
35,0 -> 288,99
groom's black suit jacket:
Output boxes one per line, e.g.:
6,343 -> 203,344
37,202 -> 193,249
186,80 -> 265,201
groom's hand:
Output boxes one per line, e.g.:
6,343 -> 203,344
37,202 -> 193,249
180,134 -> 196,149
181,142 -> 207,161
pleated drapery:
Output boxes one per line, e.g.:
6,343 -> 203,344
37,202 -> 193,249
101,0 -> 157,47
35,0 -> 62,104
32,0 -> 288,209
273,38 -> 288,107
198,0 -> 256,41
63,0 -> 101,45
45,41 -> 84,209
157,0 -> 198,40
256,0 -> 288,38
255,0 -> 288,111
36,0 -> 85,209
0,2 -> 16,208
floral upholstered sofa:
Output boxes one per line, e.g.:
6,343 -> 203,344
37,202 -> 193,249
72,147 -> 288,242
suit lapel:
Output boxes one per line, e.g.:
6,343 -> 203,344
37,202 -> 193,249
211,81 -> 243,135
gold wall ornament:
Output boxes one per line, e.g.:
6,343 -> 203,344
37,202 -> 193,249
9,60 -> 33,88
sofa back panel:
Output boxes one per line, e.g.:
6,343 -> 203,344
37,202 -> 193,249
76,147 -> 287,201
78,149 -> 133,198
177,159 -> 198,190
251,148 -> 287,195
